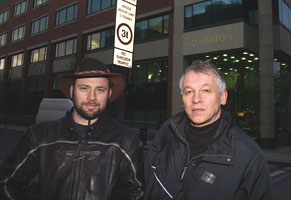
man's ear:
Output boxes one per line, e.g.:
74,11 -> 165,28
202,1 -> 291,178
220,89 -> 228,106
109,88 -> 112,98
70,85 -> 74,99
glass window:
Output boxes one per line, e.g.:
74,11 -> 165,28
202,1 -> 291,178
278,0 -> 291,31
11,25 -> 25,42
163,15 -> 169,34
212,0 -> 232,22
101,0 -> 111,10
193,1 -> 212,27
0,32 -> 7,46
87,28 -> 114,51
101,29 -> 113,48
88,0 -> 101,14
87,33 -> 100,50
249,9 -> 258,25
55,38 -> 77,58
149,16 -> 163,38
0,58 -> 5,70
87,0 -> 115,15
185,6 -> 192,29
0,9 -> 9,24
31,46 -> 47,63
14,0 -> 27,17
185,0 -> 244,29
65,40 -> 74,55
126,59 -> 168,127
135,14 -> 169,42
11,53 -> 24,67
66,5 -> 75,22
33,0 -> 49,8
32,20 -> 40,34
56,4 -> 77,26
135,21 -> 148,41
283,2 -> 289,28
39,16 -> 48,32
56,42 -> 65,57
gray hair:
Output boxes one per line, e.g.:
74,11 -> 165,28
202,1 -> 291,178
179,60 -> 226,94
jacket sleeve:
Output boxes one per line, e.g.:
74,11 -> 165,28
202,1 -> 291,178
118,132 -> 145,200
0,126 -> 38,200
236,155 -> 274,200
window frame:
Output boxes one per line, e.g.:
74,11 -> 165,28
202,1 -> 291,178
11,53 -> 24,67
0,58 -> 5,70
0,32 -> 7,47
87,0 -> 116,15
11,25 -> 26,42
86,27 -> 114,51
31,15 -> 49,35
184,0 -> 245,30
30,46 -> 47,63
135,14 -> 169,42
55,3 -> 78,26
14,0 -> 28,17
0,9 -> 9,24
55,38 -> 77,58
33,0 -> 49,8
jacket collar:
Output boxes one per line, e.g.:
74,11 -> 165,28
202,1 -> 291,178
170,110 -> 235,165
64,108 -> 104,138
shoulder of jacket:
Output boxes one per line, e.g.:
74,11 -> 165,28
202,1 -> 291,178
29,116 -> 67,135
233,126 -> 264,159
102,116 -> 131,130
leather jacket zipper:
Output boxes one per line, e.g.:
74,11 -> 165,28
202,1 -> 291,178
170,120 -> 233,181
170,120 -> 191,181
70,140 -> 83,200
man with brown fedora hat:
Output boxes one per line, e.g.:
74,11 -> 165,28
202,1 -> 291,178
0,58 -> 144,200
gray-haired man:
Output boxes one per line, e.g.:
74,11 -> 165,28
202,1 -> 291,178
145,60 -> 273,200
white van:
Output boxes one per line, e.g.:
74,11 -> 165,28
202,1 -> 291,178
35,98 -> 73,124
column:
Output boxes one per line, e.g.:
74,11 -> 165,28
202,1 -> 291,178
258,0 -> 275,149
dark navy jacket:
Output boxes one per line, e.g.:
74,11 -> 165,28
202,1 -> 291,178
145,111 -> 273,200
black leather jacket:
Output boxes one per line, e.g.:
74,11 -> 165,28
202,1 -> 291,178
145,111 -> 273,200
0,112 -> 144,200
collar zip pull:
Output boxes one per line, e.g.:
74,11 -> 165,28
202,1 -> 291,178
180,166 -> 188,181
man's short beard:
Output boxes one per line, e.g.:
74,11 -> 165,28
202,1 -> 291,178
74,104 -> 103,120
72,89 -> 110,120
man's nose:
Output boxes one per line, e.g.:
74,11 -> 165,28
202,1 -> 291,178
192,92 -> 202,104
88,90 -> 97,100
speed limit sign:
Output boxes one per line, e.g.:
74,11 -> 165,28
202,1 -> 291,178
117,23 -> 133,45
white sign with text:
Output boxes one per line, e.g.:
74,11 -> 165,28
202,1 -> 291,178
113,0 -> 137,68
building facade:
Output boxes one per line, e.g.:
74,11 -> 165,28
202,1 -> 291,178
0,0 -> 290,148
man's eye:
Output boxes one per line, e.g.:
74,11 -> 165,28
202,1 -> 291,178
80,87 -> 88,91
183,90 -> 193,95
96,88 -> 105,94
202,89 -> 209,93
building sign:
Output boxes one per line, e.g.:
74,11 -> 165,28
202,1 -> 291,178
191,33 -> 234,47
113,0 -> 137,68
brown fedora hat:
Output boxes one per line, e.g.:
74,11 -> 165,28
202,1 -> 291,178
58,58 -> 125,102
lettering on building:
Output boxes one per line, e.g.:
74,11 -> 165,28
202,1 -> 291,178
191,33 -> 234,47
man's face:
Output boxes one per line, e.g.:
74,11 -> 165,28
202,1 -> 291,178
182,71 -> 227,127
70,77 -> 112,125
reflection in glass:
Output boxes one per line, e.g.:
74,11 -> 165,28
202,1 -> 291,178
126,59 -> 168,128
149,16 -> 163,38
0,58 -> 5,70
135,21 -> 148,41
